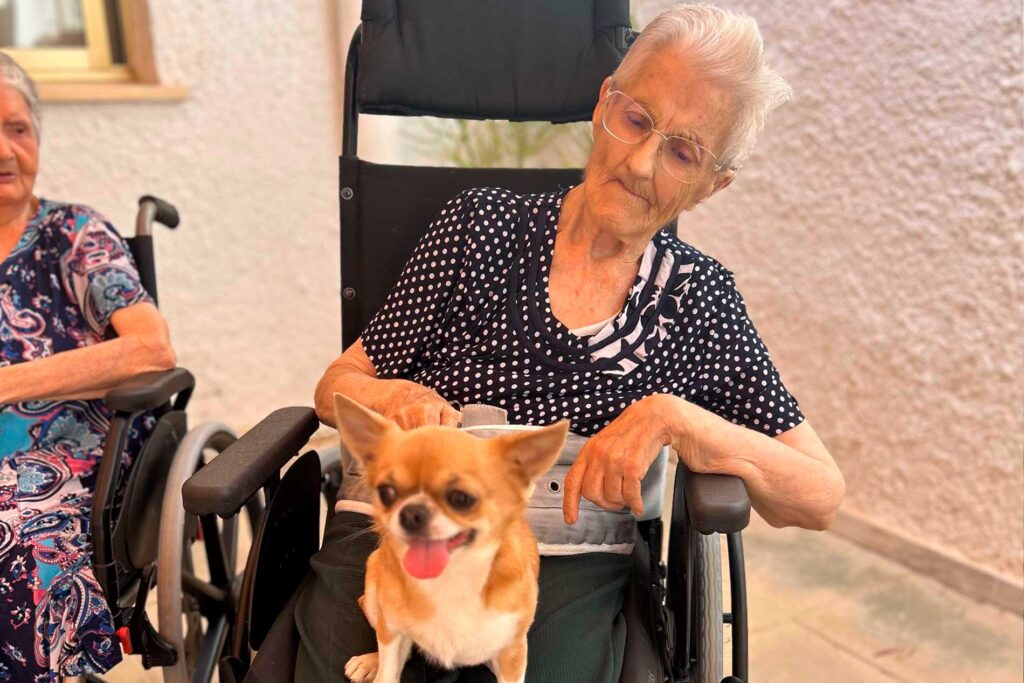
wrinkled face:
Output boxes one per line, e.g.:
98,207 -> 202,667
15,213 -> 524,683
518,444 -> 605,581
583,48 -> 736,239
0,85 -> 38,210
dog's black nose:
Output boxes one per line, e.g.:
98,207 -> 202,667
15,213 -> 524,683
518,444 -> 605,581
400,504 -> 430,534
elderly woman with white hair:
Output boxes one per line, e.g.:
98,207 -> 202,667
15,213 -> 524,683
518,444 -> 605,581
0,54 -> 175,680
300,5 -> 845,682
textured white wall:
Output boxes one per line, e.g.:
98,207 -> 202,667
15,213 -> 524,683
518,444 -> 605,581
26,0 -> 1023,582
640,0 -> 1023,581
34,1 -> 343,430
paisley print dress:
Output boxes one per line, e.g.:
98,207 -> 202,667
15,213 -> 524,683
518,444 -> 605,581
0,199 -> 152,680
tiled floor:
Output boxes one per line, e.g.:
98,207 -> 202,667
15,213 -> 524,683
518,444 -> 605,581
106,510 -> 1024,683
733,515 -> 1023,682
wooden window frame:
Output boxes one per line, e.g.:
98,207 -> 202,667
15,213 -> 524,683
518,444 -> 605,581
4,0 -> 186,102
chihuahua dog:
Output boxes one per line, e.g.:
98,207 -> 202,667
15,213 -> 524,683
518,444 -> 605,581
333,393 -> 568,683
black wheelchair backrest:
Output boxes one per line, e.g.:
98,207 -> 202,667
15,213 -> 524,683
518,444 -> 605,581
357,0 -> 633,122
340,163 -> 582,348
340,0 -> 633,348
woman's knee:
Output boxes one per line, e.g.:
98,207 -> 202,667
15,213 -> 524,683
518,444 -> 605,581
525,553 -> 631,683
294,512 -> 378,682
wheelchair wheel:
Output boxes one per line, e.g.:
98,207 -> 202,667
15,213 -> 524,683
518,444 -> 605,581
693,531 -> 724,683
155,421 -> 259,683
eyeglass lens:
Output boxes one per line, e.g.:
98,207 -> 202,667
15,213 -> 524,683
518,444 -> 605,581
603,91 -> 706,183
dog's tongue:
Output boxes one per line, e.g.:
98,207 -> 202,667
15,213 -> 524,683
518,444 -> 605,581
403,539 -> 450,579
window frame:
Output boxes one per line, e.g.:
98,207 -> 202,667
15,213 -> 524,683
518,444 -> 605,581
2,0 -> 125,82
2,0 -> 185,101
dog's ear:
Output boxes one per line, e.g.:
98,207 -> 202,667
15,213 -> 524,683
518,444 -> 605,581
495,421 -> 570,484
333,393 -> 396,468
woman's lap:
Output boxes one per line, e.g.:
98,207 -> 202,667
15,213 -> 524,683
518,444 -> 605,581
0,447 -> 120,681
295,511 -> 630,683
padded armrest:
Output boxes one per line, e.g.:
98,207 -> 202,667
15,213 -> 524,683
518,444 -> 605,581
104,368 -> 195,413
182,406 -> 319,518
684,472 -> 751,534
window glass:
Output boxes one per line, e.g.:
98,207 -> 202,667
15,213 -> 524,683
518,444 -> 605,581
0,0 -> 87,49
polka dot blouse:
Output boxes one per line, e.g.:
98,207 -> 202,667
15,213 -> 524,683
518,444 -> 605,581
361,187 -> 804,438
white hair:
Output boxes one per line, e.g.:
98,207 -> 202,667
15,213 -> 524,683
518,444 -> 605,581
0,51 -> 41,137
613,3 -> 792,170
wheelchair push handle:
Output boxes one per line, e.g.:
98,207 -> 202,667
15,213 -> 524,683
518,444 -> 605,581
136,195 -> 180,236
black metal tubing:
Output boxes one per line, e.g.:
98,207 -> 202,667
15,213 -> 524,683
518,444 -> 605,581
683,525 -> 696,679
127,235 -> 159,305
173,383 -> 194,411
91,412 -> 134,623
182,570 -> 231,618
727,532 -> 748,681
230,523 -> 261,669
201,513 -> 231,590
342,26 -> 362,158
138,195 -> 180,230
130,195 -> 179,306
666,464 -> 690,678
195,614 -> 229,683
340,25 -> 362,351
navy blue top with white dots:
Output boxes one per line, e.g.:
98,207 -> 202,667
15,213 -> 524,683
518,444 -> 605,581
361,187 -> 804,438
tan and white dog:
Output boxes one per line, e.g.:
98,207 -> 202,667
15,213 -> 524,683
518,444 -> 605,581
333,393 -> 567,683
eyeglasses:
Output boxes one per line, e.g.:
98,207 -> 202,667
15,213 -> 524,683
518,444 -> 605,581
601,89 -> 728,184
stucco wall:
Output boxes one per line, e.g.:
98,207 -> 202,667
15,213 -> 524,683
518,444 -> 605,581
33,1 -> 343,430
22,0 -> 1023,583
641,0 -> 1023,581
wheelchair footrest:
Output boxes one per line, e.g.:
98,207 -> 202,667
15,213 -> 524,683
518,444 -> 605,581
122,564 -> 178,668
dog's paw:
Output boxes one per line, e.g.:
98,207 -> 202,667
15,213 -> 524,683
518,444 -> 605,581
344,652 -> 379,683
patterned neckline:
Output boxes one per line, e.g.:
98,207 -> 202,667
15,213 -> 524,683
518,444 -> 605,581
507,188 -> 695,375
3,198 -> 52,268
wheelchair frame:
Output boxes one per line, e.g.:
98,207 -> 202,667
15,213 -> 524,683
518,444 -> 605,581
79,198 -> 260,683
347,23 -> 753,681
179,3 -> 756,681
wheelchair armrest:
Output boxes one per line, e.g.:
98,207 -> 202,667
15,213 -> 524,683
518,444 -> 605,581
683,471 -> 751,534
104,367 -> 195,413
182,406 -> 319,518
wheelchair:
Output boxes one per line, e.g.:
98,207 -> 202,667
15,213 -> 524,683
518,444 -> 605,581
180,1 -> 753,681
73,196 -> 262,683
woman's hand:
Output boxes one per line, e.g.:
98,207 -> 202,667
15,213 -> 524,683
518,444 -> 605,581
562,393 -> 687,524
372,378 -> 461,430
314,340 -> 461,430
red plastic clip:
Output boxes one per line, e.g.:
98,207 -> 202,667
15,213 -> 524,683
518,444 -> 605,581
116,626 -> 133,654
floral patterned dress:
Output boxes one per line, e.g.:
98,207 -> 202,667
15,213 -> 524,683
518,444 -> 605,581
0,199 -> 153,680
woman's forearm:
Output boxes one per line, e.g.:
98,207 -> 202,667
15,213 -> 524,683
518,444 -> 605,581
314,350 -> 387,426
667,396 -> 844,530
314,340 -> 459,429
315,339 -> 411,426
0,333 -> 175,404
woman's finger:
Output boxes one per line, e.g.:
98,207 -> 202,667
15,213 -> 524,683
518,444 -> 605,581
581,469 -> 606,509
622,470 -> 645,517
562,458 -> 588,525
602,470 -> 625,508
417,401 -> 440,426
440,404 -> 461,427
394,409 -> 413,431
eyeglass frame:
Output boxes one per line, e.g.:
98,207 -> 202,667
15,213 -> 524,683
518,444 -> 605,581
600,88 -> 736,183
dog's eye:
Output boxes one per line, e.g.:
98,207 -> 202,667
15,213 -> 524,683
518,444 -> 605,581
376,484 -> 398,507
446,489 -> 476,511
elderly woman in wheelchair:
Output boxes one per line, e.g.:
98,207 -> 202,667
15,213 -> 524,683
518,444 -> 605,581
299,5 -> 846,683
0,54 -> 175,681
